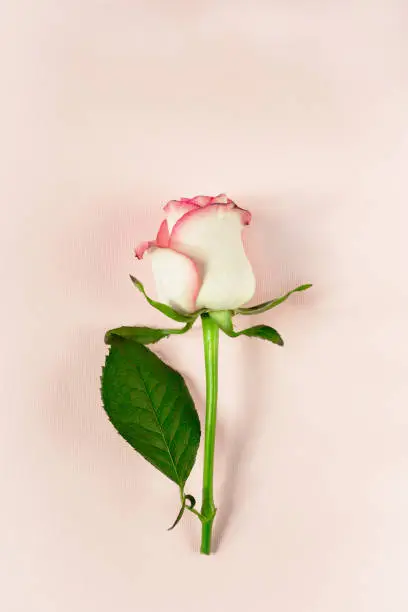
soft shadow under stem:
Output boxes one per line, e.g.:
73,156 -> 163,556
214,340 -> 260,550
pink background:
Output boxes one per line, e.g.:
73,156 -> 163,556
2,1 -> 408,611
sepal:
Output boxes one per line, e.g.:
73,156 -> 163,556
236,283 -> 312,316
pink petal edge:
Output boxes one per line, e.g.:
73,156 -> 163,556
135,220 -> 170,259
164,194 -> 233,210
135,241 -> 153,260
163,199 -> 200,213
190,195 -> 214,206
210,193 -> 231,204
156,219 -> 170,247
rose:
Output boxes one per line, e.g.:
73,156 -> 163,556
105,195 -> 312,555
135,194 -> 255,313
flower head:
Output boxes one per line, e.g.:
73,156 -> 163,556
135,194 -> 255,313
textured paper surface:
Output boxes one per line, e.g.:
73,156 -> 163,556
1,1 -> 408,611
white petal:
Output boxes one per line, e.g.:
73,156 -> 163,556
170,205 -> 255,310
149,247 -> 201,313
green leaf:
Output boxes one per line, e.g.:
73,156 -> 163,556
101,338 -> 201,487
105,321 -> 194,346
105,326 -> 170,345
209,311 -> 284,346
236,283 -> 313,315
129,275 -> 195,322
239,325 -> 283,345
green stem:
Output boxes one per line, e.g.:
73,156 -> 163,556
200,314 -> 219,554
